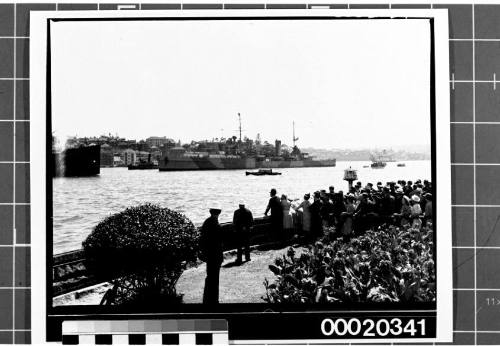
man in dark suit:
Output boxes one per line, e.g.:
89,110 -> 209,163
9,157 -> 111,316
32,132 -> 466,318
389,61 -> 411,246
309,191 -> 323,238
233,202 -> 254,264
265,188 -> 283,236
199,207 -> 224,304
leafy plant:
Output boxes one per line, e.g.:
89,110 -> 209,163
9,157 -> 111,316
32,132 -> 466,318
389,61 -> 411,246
263,223 -> 435,304
83,204 -> 199,306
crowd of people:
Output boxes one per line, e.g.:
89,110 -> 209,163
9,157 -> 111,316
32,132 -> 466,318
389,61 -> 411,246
199,179 -> 433,304
265,179 -> 433,241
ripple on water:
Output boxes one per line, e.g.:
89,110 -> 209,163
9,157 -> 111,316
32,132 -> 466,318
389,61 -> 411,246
53,162 -> 431,254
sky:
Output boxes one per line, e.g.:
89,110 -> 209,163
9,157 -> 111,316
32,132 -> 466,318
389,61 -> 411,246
50,18 -> 431,150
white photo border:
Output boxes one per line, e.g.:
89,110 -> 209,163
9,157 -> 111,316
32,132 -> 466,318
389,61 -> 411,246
30,9 -> 452,344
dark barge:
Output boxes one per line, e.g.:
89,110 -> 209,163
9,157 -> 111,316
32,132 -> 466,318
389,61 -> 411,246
52,145 -> 101,177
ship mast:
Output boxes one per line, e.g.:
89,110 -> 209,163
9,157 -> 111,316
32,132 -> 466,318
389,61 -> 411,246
238,113 -> 242,143
292,121 -> 299,147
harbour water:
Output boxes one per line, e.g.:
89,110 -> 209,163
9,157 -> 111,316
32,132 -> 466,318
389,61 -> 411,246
53,160 -> 431,254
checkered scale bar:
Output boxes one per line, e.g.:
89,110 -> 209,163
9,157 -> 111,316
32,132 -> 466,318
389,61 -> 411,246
61,319 -> 228,345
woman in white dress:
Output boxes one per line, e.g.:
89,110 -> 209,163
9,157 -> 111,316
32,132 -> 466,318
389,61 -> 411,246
295,193 -> 312,235
281,194 -> 294,232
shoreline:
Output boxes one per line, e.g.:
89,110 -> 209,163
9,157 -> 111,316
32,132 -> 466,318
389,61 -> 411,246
94,159 -> 431,169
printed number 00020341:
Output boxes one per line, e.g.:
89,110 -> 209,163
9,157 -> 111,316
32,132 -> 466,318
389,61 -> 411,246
320,318 -> 426,337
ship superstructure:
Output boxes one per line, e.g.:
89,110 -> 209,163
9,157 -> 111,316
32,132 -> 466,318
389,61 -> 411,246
159,115 -> 336,171
369,150 -> 394,169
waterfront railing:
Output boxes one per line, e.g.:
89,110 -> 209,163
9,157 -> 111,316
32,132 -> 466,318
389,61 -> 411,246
53,216 -> 280,296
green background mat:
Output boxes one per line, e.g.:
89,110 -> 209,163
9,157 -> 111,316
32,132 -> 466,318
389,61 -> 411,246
0,2 -> 498,345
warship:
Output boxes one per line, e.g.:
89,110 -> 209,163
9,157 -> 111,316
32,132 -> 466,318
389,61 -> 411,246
159,116 -> 336,171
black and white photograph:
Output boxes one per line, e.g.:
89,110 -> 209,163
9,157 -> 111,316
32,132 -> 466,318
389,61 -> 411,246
30,9 -> 453,343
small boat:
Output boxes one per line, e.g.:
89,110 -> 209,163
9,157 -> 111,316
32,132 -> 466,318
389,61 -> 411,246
369,151 -> 391,169
397,163 -> 406,167
246,169 -> 282,176
370,161 -> 386,169
128,162 -> 158,170
363,165 -> 369,168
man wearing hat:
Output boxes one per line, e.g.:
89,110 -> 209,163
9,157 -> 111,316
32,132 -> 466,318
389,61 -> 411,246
379,187 -> 396,223
355,181 -> 362,194
199,207 -> 224,304
309,191 -> 323,237
332,190 -> 346,228
233,202 -> 254,264
265,188 -> 283,236
354,192 -> 370,232
404,181 -> 413,196
320,191 -> 334,227
423,180 -> 431,193
394,188 -> 404,214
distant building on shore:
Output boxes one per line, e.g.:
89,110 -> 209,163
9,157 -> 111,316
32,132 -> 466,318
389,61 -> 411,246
136,151 -> 151,163
113,155 -> 124,167
122,149 -> 136,166
120,149 -> 153,166
100,144 -> 114,167
146,136 -> 174,149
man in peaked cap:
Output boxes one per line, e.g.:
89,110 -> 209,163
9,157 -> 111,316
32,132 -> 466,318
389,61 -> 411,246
327,186 -> 335,201
200,206 -> 224,304
233,202 -> 254,264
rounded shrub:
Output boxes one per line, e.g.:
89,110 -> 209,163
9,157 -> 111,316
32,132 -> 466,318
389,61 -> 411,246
83,204 -> 199,306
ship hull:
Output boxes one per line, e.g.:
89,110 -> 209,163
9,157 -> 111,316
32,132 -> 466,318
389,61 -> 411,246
159,156 -> 336,171
128,163 -> 158,170
52,145 -> 101,177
